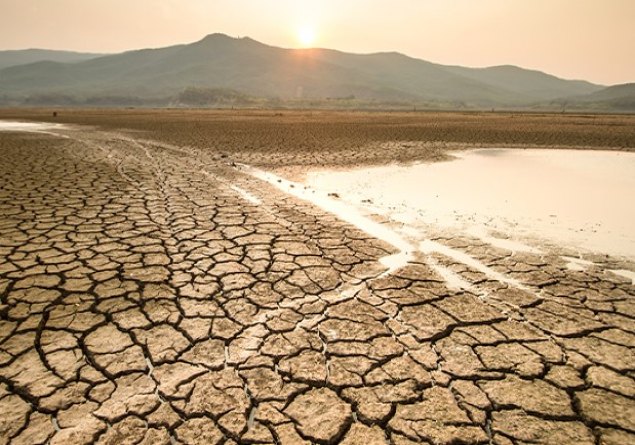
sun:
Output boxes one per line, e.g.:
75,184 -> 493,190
297,25 -> 317,48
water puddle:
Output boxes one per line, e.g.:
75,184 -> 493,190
0,120 -> 67,132
305,149 -> 635,260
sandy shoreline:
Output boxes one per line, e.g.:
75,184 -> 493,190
0,111 -> 634,444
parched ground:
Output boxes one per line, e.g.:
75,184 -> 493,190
0,110 -> 635,445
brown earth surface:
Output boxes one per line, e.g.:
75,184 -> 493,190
0,109 -> 634,445
1,108 -> 635,169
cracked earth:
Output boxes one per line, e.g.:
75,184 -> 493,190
1,118 -> 634,445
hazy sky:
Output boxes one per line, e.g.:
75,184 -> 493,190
1,0 -> 633,85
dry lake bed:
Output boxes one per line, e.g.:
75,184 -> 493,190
0,110 -> 634,445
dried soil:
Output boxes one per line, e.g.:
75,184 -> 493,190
0,109 -> 634,444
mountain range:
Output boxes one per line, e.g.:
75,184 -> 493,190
0,49 -> 103,71
0,33 -> 632,111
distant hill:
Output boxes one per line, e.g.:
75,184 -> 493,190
444,65 -> 599,102
0,34 -> 628,110
546,83 -> 635,112
576,83 -> 635,109
0,49 -> 102,70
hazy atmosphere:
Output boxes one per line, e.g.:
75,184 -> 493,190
1,1 -> 635,444
1,0 -> 634,85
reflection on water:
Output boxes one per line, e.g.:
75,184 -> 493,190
305,149 -> 635,259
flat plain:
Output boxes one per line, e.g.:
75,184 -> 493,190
1,109 -> 635,445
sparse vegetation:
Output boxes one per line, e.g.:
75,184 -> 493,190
176,87 -> 254,107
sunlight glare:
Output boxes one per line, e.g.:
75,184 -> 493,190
297,25 -> 316,48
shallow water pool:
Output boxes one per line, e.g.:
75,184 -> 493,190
305,149 -> 635,259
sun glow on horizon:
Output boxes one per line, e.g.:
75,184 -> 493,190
297,25 -> 317,48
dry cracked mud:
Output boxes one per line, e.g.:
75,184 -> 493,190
0,112 -> 634,445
